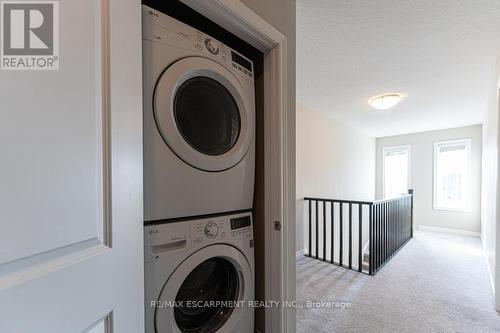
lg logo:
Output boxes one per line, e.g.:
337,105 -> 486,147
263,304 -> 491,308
1,1 -> 58,70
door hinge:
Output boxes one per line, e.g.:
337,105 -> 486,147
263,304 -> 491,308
274,221 -> 281,231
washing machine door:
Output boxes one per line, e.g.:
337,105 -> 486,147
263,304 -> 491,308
154,57 -> 254,172
155,244 -> 253,333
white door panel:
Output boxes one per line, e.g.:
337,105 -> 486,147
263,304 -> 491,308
0,0 -> 102,265
0,0 -> 144,332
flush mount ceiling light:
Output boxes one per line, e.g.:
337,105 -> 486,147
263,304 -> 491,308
368,93 -> 404,110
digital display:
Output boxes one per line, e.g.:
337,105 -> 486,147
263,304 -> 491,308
231,51 -> 252,72
230,216 -> 251,230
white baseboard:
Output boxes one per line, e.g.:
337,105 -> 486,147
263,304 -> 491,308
417,225 -> 480,238
485,254 -> 495,294
480,237 -> 496,295
296,249 -> 305,258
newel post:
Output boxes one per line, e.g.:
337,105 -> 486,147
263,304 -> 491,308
408,189 -> 414,238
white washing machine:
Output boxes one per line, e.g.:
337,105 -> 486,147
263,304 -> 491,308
142,5 -> 256,221
144,211 -> 255,333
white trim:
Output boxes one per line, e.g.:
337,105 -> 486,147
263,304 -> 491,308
179,1 -> 293,332
484,251 -> 496,295
417,225 -> 480,238
296,249 -> 305,258
0,240 -> 110,290
382,145 -> 411,198
83,313 -> 112,333
99,0 -> 112,248
178,0 -> 282,52
433,138 -> 472,212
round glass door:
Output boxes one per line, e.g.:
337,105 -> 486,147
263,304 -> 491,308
154,57 -> 254,172
154,244 -> 253,333
173,77 -> 241,156
174,258 -> 239,332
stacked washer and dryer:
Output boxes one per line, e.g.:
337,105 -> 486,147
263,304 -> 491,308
142,5 -> 256,333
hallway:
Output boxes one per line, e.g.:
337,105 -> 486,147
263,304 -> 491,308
296,231 -> 500,332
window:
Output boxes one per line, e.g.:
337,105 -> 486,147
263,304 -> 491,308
433,139 -> 471,211
383,146 -> 410,198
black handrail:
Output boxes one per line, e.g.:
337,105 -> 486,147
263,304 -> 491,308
304,190 -> 414,275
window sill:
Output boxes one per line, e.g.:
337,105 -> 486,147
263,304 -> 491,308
433,206 -> 471,213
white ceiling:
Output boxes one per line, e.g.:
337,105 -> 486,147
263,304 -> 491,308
296,0 -> 500,137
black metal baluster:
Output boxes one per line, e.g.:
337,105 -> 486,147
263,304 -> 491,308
405,197 -> 410,241
374,204 -> 380,272
400,198 -> 403,243
388,202 -> 391,259
331,202 -> 334,264
308,199 -> 312,256
388,202 -> 391,260
379,203 -> 382,271
404,196 -> 408,240
396,199 -> 399,250
386,201 -> 389,260
315,200 -> 319,259
393,201 -> 396,255
387,201 -> 390,258
391,201 -> 394,256
377,202 -> 380,266
399,198 -> 402,248
323,201 -> 326,261
374,204 -> 380,273
379,203 -> 385,269
358,204 -> 363,272
410,190 -> 414,238
373,203 -> 377,272
348,203 -> 352,269
339,203 -> 343,267
369,204 -> 373,275
402,197 -> 405,241
384,202 -> 388,264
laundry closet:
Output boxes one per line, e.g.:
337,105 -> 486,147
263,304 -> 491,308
141,1 -> 266,332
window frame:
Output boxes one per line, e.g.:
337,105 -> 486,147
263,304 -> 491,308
433,138 -> 472,212
382,145 -> 411,198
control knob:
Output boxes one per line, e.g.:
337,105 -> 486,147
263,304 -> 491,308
204,222 -> 218,239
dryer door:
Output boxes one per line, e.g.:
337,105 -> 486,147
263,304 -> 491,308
155,244 -> 254,333
154,57 -> 254,172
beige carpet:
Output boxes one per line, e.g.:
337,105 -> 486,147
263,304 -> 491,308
296,231 -> 500,333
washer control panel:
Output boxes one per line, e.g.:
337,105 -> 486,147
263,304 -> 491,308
204,221 -> 219,238
144,212 -> 253,262
191,212 -> 253,247
143,5 -> 254,81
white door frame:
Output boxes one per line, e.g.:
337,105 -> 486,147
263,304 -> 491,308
180,1 -> 294,332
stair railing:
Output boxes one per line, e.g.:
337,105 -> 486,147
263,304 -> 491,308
304,189 -> 413,275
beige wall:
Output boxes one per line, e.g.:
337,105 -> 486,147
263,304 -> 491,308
376,125 -> 483,233
296,103 -> 376,251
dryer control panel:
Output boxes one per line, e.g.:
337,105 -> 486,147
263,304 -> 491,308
142,5 -> 254,81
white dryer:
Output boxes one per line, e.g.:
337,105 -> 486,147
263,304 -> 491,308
144,212 -> 255,333
142,5 -> 256,221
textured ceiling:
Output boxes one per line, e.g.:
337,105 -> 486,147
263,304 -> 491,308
297,0 -> 500,137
